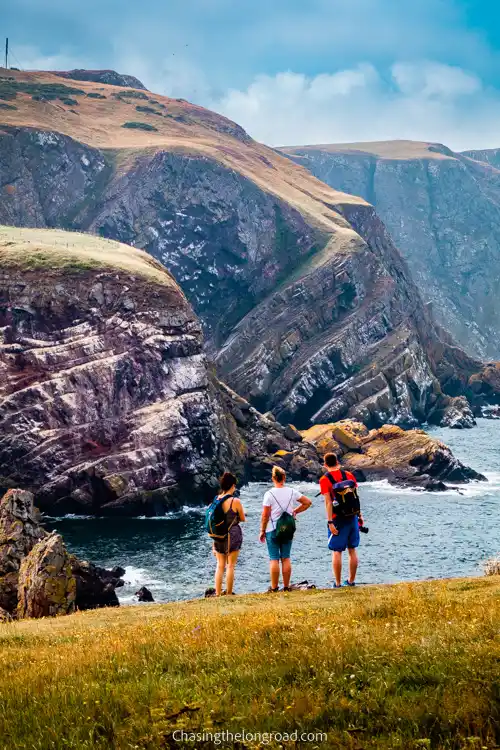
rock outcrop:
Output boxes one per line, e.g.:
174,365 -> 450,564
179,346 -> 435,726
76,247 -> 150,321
0,489 -> 46,612
282,140 -> 500,360
302,420 -> 485,489
0,488 -> 125,617
0,71 -> 494,432
69,558 -> 124,610
17,531 -> 76,619
53,69 -> 147,90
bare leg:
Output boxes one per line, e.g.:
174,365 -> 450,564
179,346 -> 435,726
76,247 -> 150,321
225,550 -> 240,594
282,558 -> 292,588
332,551 -> 342,586
270,560 -> 280,589
215,551 -> 226,596
348,548 -> 358,584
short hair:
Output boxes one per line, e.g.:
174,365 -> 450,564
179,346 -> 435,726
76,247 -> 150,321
324,453 -> 339,468
219,471 -> 237,492
272,465 -> 286,483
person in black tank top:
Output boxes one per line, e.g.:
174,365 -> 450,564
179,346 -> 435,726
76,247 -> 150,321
213,472 -> 246,596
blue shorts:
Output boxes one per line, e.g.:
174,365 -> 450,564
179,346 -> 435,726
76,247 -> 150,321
327,516 -> 360,552
266,530 -> 293,561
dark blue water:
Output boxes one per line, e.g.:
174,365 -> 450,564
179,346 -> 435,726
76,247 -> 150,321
46,419 -> 500,602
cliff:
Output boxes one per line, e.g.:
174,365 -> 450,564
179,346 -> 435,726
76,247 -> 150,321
0,226 -> 335,514
0,71 -> 494,429
281,140 -> 500,360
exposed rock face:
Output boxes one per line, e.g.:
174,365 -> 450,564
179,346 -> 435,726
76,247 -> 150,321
0,489 -> 46,612
0,73 -> 496,432
70,558 -> 124,610
0,227 -> 245,516
428,396 -> 476,429
17,531 -> 76,619
0,607 -> 11,622
302,420 -> 485,488
0,227 -> 333,514
216,381 -> 323,482
282,141 -> 500,359
53,69 -> 148,90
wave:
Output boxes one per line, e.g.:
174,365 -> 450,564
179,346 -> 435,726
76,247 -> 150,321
365,473 -> 500,499
44,505 -> 206,522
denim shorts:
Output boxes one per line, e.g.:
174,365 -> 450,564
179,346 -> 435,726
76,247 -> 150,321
327,516 -> 360,552
266,530 -> 293,561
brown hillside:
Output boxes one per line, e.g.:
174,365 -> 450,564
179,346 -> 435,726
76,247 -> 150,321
0,68 -> 365,235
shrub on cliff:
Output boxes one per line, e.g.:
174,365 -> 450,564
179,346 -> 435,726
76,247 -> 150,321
121,121 -> 158,132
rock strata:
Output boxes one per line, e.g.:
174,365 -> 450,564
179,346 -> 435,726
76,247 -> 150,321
282,140 -> 500,359
17,532 -> 76,619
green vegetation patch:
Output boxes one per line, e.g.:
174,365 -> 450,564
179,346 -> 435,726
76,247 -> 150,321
86,92 -> 106,99
0,80 -> 84,102
0,578 -> 498,749
61,98 -> 78,106
121,121 -> 158,132
113,89 -> 149,101
135,105 -> 162,115
0,102 -> 17,110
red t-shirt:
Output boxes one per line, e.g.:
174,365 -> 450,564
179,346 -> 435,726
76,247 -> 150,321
320,469 -> 358,519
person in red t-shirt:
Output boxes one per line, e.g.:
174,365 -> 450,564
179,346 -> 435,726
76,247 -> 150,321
319,452 -> 364,588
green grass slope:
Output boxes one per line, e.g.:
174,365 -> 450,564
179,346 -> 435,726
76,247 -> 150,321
0,577 -> 499,749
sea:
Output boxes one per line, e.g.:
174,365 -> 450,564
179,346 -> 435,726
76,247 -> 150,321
45,418 -> 500,603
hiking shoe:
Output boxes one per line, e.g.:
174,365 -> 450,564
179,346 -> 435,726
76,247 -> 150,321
332,583 -> 342,589
343,580 -> 356,587
267,586 -> 279,593
283,586 -> 292,592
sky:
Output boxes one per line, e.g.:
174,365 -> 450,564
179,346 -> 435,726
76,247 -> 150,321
5,0 -> 500,149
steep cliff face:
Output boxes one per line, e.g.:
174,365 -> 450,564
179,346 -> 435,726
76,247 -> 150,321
0,72 -> 492,429
0,226 -> 333,514
282,140 -> 500,359
0,226 -> 242,515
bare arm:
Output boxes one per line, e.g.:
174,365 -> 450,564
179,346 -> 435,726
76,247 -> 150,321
259,505 -> 271,542
324,493 -> 339,535
294,494 -> 312,515
234,498 -> 246,522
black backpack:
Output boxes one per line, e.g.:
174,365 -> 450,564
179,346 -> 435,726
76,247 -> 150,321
326,471 -> 360,518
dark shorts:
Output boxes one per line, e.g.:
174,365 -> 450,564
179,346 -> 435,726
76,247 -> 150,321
266,530 -> 293,561
213,525 -> 242,554
327,516 -> 360,552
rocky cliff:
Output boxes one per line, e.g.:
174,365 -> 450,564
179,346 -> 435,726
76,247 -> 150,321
0,226 -> 332,515
281,140 -> 500,360
0,71 -> 495,429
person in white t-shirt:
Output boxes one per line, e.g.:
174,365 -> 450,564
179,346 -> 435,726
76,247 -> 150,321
259,465 -> 312,592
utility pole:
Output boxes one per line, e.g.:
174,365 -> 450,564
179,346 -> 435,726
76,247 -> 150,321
5,38 -> 8,69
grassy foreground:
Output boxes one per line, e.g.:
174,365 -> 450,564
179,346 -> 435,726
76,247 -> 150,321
0,578 -> 499,750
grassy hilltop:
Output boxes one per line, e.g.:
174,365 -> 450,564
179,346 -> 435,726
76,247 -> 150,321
0,577 -> 499,749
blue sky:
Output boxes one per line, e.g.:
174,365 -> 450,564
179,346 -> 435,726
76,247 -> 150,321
6,0 -> 500,148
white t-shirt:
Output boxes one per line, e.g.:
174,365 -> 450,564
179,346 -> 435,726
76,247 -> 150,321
263,487 -> 302,533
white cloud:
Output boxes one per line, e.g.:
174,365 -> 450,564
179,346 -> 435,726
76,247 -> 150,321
213,61 -> 500,150
392,62 -> 481,98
